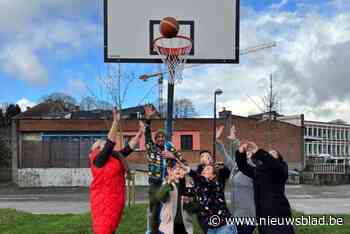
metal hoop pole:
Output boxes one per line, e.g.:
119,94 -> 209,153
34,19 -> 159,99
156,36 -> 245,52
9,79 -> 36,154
166,64 -> 175,142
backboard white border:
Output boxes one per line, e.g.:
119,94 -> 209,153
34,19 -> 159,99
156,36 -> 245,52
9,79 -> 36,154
103,0 -> 240,64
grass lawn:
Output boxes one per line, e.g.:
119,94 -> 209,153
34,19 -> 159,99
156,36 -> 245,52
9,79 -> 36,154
0,205 -> 349,234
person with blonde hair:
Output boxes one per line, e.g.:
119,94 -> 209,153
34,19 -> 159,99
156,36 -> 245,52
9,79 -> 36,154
89,108 -> 144,234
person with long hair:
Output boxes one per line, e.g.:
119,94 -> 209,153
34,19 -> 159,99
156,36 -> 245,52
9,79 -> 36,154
157,163 -> 195,234
236,141 -> 295,234
89,108 -> 144,234
178,161 -> 237,234
215,125 -> 256,234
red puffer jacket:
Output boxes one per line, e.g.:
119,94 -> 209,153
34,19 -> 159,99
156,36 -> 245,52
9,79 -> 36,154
89,148 -> 126,234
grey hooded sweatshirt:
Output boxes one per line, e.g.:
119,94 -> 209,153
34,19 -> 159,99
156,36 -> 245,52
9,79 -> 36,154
216,139 -> 256,218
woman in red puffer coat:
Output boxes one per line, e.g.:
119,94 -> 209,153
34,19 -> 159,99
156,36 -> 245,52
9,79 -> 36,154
89,108 -> 144,234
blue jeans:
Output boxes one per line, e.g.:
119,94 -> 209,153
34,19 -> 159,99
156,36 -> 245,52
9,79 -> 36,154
237,224 -> 256,234
207,224 -> 238,234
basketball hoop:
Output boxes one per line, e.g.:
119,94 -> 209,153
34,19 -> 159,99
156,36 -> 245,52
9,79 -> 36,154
153,35 -> 192,84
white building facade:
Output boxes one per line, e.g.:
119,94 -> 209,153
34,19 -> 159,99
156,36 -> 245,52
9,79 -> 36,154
304,121 -> 350,158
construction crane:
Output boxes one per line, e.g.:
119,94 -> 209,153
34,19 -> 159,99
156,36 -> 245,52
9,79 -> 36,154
139,41 -> 277,115
139,71 -> 164,116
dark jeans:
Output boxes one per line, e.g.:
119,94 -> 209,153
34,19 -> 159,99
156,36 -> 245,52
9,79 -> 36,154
174,222 -> 188,234
237,224 -> 256,234
259,225 -> 295,234
149,183 -> 162,234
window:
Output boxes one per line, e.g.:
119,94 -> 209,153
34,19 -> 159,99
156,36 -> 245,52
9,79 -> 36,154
180,135 -> 193,150
337,145 -> 340,155
123,135 -> 140,150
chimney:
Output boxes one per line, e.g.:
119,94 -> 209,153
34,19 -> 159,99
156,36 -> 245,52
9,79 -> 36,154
219,107 -> 232,119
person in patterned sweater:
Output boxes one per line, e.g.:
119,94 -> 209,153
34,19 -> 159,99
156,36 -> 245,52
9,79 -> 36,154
178,162 -> 238,234
143,105 -> 183,234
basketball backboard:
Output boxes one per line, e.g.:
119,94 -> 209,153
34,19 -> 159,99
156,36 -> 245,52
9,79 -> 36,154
104,0 -> 240,64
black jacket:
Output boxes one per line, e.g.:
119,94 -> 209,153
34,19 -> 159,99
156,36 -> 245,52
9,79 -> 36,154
235,149 -> 292,219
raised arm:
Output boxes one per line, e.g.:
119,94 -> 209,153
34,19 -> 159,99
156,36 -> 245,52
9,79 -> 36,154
215,125 -> 239,171
235,143 -> 256,179
112,121 -> 145,159
227,124 -> 240,158
143,105 -> 157,148
93,108 -> 120,168
126,121 -> 145,151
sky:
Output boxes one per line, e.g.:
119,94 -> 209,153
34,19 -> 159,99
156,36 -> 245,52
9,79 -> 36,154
0,0 -> 350,122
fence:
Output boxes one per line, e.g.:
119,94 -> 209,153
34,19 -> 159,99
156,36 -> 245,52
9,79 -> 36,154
312,163 -> 346,174
21,140 -> 95,168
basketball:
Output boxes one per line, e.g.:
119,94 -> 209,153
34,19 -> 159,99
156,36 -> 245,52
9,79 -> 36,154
159,17 -> 179,38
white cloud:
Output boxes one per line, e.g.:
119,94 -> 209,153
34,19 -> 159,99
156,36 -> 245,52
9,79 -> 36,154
0,44 -> 48,84
16,98 -> 36,111
270,0 -> 289,11
175,2 -> 350,122
0,0 -> 99,83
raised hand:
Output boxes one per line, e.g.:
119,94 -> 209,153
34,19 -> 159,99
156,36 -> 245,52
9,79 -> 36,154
138,121 -> 145,135
166,167 -> 175,183
227,124 -> 237,140
238,141 -> 248,153
162,150 -> 175,159
216,125 -> 224,140
247,141 -> 258,154
112,108 -> 120,122
144,105 -> 156,119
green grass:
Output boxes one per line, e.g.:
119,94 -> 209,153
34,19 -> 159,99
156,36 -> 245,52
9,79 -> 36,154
0,205 -> 348,234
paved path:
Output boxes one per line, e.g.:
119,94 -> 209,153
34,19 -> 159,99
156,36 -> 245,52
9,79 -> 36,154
0,183 -> 350,215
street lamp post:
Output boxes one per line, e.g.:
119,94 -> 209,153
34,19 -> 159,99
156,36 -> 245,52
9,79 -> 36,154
213,89 -> 223,161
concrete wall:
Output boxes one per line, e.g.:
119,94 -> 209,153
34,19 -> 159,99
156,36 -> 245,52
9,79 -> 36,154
301,170 -> 350,185
16,168 -> 150,187
0,168 -> 11,181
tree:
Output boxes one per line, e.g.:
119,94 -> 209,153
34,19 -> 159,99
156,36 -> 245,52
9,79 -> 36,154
80,96 -> 113,111
4,104 -> 21,126
174,98 -> 197,118
0,136 -> 11,167
247,73 -> 282,148
261,73 -> 281,119
158,98 -> 197,118
80,96 -> 98,111
0,109 -> 5,128
41,92 -> 77,111
87,64 -> 136,110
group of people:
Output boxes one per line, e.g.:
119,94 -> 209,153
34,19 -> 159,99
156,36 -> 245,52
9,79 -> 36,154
88,105 -> 295,234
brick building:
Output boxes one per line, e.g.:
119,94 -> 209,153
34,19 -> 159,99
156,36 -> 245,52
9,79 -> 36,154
11,103 -> 303,187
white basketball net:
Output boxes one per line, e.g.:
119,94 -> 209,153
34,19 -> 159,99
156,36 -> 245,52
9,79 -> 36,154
153,36 -> 192,84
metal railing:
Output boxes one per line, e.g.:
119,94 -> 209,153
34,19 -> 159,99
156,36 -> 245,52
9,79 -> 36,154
312,163 -> 346,174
